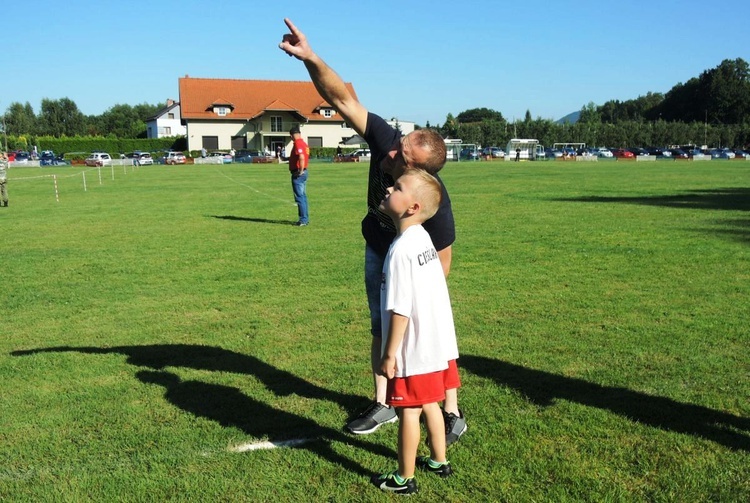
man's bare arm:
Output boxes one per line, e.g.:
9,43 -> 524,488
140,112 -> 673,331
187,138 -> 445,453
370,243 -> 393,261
279,18 -> 368,135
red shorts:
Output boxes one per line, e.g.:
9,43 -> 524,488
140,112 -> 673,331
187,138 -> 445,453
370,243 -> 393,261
386,359 -> 461,408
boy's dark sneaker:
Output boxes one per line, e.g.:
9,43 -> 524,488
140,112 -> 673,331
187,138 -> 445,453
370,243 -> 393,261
444,409 -> 467,446
345,401 -> 397,434
371,470 -> 417,494
416,456 -> 453,477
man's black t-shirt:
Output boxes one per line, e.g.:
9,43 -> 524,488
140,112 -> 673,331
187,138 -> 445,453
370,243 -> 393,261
361,113 -> 455,257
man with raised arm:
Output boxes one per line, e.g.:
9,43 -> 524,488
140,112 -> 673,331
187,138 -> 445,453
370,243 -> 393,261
279,18 -> 466,446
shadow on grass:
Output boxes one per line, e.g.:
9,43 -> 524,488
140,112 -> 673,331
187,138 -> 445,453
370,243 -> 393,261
555,187 -> 750,212
209,215 -> 297,226
12,344 -> 392,477
556,188 -> 750,244
460,354 -> 750,452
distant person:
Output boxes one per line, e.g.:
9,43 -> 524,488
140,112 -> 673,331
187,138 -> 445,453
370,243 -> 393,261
0,152 -> 8,207
201,147 -> 207,158
133,154 -> 141,167
280,17 -> 466,446
288,125 -> 310,226
230,148 -> 236,160
371,168 -> 459,494
276,145 -> 282,160
336,145 -> 343,158
515,147 -> 521,162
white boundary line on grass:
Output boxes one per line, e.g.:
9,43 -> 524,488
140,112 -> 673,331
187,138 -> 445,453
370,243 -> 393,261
229,438 -> 314,452
217,168 -> 296,206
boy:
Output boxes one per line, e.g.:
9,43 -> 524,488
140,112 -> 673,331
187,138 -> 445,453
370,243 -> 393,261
371,169 -> 460,494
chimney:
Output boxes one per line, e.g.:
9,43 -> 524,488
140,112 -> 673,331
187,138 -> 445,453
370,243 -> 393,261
166,98 -> 175,106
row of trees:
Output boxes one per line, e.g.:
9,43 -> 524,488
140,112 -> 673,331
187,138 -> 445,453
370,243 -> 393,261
427,58 -> 750,149
3,99 -> 163,139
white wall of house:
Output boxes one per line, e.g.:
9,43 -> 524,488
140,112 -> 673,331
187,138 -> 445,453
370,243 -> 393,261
185,113 -> 357,152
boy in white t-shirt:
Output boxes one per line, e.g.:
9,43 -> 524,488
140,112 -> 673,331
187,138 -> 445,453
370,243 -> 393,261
370,169 -> 460,495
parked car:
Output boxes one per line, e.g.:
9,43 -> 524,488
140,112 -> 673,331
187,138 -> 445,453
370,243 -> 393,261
84,152 -> 113,167
687,148 -> 706,159
628,147 -> 650,157
481,147 -> 505,158
163,151 -> 187,165
646,147 -> 671,158
459,148 -> 480,160
594,148 -> 613,158
545,148 -> 563,159
669,148 -> 689,159
40,150 -> 62,166
135,152 -> 154,165
344,148 -> 371,158
733,149 -> 750,159
12,151 -> 30,163
612,148 -> 635,159
235,149 -> 263,163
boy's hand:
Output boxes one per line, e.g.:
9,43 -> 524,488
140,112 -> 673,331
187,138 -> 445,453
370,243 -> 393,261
379,356 -> 397,379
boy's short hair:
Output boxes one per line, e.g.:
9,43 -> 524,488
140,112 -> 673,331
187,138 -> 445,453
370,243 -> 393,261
404,168 -> 442,221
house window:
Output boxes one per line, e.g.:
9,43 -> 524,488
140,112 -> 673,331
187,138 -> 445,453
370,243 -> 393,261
308,136 -> 323,148
323,109 -> 333,118
158,127 -> 172,136
168,113 -> 175,119
271,116 -> 283,133
202,136 -> 219,150
216,107 -> 229,116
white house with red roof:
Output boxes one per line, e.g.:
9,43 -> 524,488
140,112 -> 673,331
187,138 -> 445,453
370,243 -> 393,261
178,77 -> 360,153
146,99 -> 186,139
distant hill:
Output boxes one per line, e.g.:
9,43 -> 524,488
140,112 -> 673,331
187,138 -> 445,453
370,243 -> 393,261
556,111 -> 580,124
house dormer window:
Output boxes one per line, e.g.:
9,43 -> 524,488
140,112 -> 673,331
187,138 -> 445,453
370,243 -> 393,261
322,109 -> 333,118
216,107 -> 229,116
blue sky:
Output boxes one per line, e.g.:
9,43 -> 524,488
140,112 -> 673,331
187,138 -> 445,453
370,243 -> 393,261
4,0 -> 749,126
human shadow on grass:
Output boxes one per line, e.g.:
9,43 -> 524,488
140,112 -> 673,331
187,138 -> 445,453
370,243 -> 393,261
136,369 -> 389,478
12,344 -> 370,417
460,354 -> 750,452
209,215 -> 297,226
554,187 -> 750,212
12,344 -> 394,476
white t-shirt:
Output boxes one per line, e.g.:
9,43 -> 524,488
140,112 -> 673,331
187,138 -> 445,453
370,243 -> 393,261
380,225 -> 459,377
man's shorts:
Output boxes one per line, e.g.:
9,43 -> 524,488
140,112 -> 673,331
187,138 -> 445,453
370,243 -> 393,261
386,359 -> 461,408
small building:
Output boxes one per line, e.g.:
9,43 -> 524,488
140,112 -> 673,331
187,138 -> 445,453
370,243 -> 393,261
146,99 -> 186,138
505,138 -> 540,161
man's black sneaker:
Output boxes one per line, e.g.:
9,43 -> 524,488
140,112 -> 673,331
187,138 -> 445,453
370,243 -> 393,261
427,409 -> 467,447
444,409 -> 467,446
345,401 -> 397,434
371,470 -> 417,494
416,456 -> 453,477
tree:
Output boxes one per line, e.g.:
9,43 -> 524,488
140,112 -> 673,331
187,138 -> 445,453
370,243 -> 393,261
456,107 -> 504,124
37,98 -> 86,137
4,102 -> 37,136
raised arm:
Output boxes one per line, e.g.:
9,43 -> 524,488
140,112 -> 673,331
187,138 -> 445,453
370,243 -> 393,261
279,18 -> 368,136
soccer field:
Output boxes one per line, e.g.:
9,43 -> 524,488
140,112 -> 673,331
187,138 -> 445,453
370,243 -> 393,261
1,160 -> 748,501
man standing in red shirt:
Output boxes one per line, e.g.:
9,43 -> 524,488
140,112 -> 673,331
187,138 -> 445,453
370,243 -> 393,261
288,125 -> 310,226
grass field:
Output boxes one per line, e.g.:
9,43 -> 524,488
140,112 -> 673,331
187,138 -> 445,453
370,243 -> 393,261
1,159 -> 748,502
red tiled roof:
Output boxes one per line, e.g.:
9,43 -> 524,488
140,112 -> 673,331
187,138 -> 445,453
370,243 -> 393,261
178,77 -> 358,122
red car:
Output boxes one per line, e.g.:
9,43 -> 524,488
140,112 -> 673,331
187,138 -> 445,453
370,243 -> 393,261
612,148 -> 635,159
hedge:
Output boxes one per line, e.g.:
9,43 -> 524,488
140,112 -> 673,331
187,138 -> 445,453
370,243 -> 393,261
3,135 -> 187,159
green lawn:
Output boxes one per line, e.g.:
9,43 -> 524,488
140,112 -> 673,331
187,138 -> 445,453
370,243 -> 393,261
1,159 -> 748,501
